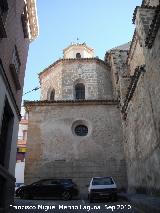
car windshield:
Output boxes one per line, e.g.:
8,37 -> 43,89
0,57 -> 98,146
92,177 -> 114,185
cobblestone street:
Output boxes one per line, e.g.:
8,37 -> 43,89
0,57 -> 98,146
10,198 -> 142,213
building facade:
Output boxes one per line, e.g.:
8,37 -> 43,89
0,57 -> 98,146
0,0 -> 38,212
15,107 -> 28,186
24,43 -> 127,194
16,107 -> 28,163
105,0 -> 160,195
25,0 -> 160,197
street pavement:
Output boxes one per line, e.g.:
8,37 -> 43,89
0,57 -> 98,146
10,198 -> 142,213
124,193 -> 160,213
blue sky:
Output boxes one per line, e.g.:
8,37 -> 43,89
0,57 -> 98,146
23,0 -> 142,101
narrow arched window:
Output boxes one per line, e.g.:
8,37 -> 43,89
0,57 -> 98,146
50,89 -> 55,100
76,53 -> 81,58
75,83 -> 85,100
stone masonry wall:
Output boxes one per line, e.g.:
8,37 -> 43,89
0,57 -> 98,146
143,0 -> 159,7
40,59 -> 113,101
127,37 -> 145,76
107,50 -> 129,100
40,63 -> 62,100
120,6 -> 160,195
105,2 -> 160,195
25,102 -> 127,194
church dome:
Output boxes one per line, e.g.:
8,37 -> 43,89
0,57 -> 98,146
39,43 -> 113,101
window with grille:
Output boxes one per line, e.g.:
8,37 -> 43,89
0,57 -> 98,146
9,46 -> 21,90
75,83 -> 85,100
50,89 -> 55,100
76,53 -> 81,58
12,46 -> 21,74
75,125 -> 88,136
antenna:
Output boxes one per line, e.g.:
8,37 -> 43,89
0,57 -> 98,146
76,37 -> 79,43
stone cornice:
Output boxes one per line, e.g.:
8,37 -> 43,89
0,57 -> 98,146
121,65 -> 146,119
38,58 -> 110,78
131,4 -> 160,51
24,99 -> 119,111
145,6 -> 160,48
132,5 -> 158,24
26,0 -> 39,41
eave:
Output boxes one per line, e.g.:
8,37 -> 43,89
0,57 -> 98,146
38,58 -> 110,79
24,99 -> 119,111
26,0 -> 39,41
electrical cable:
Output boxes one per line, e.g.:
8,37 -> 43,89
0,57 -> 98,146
23,86 -> 40,96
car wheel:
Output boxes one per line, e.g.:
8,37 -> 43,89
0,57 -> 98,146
89,195 -> 94,203
24,193 -> 33,200
62,191 -> 72,200
111,194 -> 118,202
20,191 -> 24,199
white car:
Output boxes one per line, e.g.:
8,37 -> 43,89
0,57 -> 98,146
15,183 -> 25,192
88,177 -> 117,202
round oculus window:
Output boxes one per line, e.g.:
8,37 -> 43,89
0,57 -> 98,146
75,125 -> 88,136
